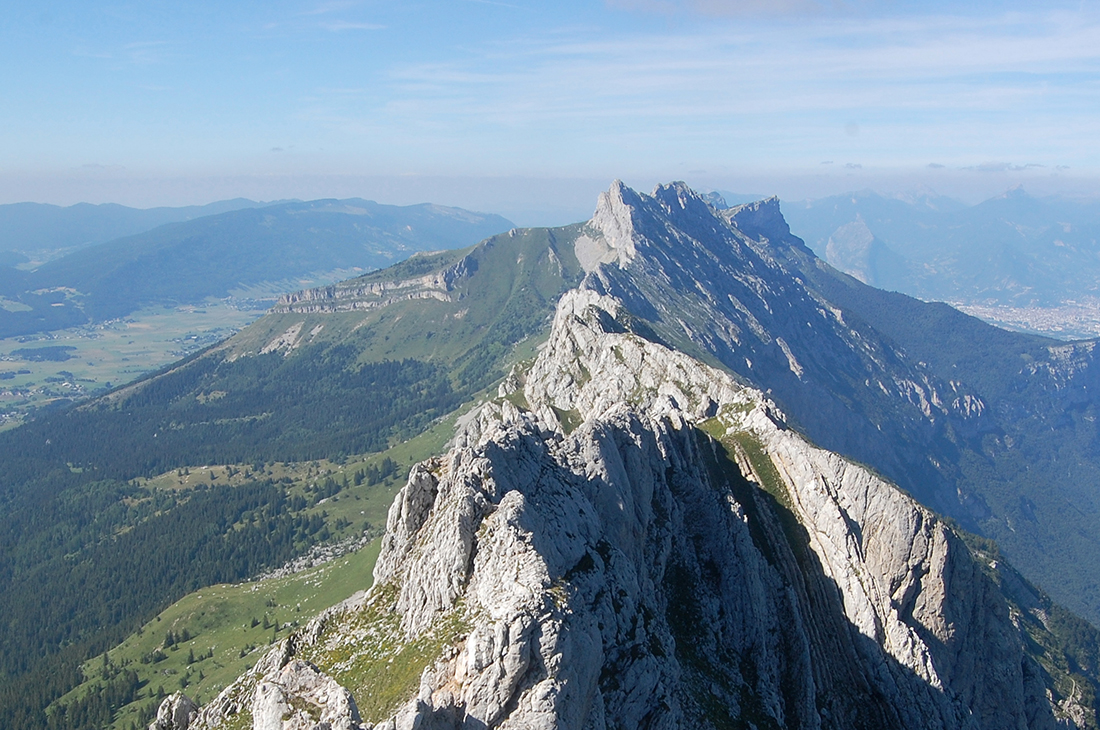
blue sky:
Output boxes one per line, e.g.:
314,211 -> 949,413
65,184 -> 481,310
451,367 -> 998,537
2,0 -> 1099,223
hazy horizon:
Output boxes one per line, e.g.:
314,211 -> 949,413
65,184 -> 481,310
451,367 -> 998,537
5,0 -> 1100,225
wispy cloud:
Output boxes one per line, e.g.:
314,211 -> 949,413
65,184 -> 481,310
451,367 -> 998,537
39,1 -> 1100,192
965,162 -> 1048,172
319,20 -> 385,31
299,1 -> 360,16
346,6 -> 1100,174
606,0 -> 833,17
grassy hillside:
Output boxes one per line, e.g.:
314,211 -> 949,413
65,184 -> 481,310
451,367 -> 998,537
45,412 -> 462,730
0,408 -> 459,730
51,541 -> 383,730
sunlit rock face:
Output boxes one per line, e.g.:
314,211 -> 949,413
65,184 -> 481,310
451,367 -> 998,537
177,284 -> 1079,730
164,182 -> 1089,730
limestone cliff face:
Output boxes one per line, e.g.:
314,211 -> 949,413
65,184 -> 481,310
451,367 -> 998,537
272,253 -> 478,314
171,286 -> 1089,730
573,181 -> 991,519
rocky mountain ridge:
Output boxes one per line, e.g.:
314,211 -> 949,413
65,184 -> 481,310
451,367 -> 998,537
228,180 -> 1100,626
162,284 -> 1094,729
576,181 -> 988,521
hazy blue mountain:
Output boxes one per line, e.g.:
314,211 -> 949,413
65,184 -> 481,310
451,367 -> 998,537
0,198 -> 514,337
783,187 -> 1100,306
712,189 -> 769,207
0,198 -> 269,258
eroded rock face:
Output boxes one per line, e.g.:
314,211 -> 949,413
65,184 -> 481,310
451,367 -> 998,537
149,692 -> 197,730
251,659 -> 364,730
575,180 -> 989,520
176,284 -> 1088,729
184,640 -> 368,730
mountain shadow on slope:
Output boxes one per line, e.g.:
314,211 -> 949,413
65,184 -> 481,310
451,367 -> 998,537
572,181 -> 1100,627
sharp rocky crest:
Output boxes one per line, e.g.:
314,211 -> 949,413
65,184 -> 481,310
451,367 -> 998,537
153,182 -> 1094,730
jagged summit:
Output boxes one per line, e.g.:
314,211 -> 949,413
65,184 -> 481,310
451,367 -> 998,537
573,181 -> 982,516
725,195 -> 790,240
125,178 -> 1100,624
232,180 -> 1100,617
170,282 -> 1089,730
142,180 -> 1100,730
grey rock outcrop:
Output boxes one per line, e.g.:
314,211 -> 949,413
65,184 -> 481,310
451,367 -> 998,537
274,251 -> 479,315
179,280 -> 1089,729
184,640 -> 368,730
150,692 -> 198,730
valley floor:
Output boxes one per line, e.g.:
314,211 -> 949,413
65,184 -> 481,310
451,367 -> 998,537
0,300 -> 263,428
955,300 -> 1100,340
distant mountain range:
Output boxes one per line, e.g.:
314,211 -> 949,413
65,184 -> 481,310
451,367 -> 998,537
7,187 -> 1100,343
0,199 -> 513,337
0,198 -> 270,263
781,187 -> 1100,307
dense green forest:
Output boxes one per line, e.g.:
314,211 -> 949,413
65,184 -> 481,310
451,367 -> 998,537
0,349 -> 462,729
0,347 -> 460,490
0,477 -> 340,730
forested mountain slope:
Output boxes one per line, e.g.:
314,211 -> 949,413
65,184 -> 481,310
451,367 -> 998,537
0,225 -> 579,729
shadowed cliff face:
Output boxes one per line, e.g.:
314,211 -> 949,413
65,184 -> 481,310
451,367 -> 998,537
180,287 -> 1088,730
253,180 -> 1100,624
577,180 -> 986,519
569,182 -> 1100,628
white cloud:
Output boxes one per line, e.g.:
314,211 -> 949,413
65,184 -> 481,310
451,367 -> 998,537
348,6 -> 1100,175
606,0 -> 831,17
319,20 -> 385,31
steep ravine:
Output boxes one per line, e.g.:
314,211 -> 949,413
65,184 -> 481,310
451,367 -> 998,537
158,288 -> 1094,730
